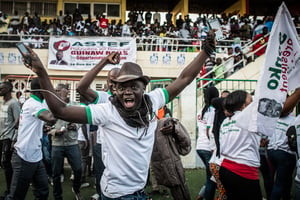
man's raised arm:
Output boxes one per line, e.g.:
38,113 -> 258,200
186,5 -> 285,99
77,52 -> 120,103
24,47 -> 88,124
166,30 -> 216,101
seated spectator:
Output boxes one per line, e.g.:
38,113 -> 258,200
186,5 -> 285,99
213,57 -> 225,83
179,23 -> 191,45
252,26 -> 269,59
239,19 -> 252,40
252,19 -> 265,38
9,11 -> 20,31
0,12 -> 9,34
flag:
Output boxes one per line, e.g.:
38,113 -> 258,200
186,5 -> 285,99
236,2 -> 300,137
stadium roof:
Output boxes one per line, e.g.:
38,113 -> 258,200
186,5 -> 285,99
126,0 -> 300,16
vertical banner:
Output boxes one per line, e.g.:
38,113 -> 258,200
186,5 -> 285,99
236,2 -> 300,136
48,37 -> 136,70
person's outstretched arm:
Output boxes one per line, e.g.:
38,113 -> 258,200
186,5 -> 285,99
166,30 -> 216,101
24,47 -> 88,124
76,52 -> 120,103
281,88 -> 300,117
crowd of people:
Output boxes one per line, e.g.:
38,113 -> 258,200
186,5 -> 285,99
195,86 -> 300,200
0,8 -> 281,85
1,8 -> 299,51
1,7 -> 300,200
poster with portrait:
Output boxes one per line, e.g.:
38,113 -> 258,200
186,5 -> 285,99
0,53 -> 4,64
8,53 -> 17,64
162,53 -> 171,65
177,54 -> 185,65
150,53 -> 158,64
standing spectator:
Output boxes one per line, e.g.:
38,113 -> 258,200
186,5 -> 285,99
73,8 -> 83,24
121,21 -> 131,37
77,66 -> 121,199
203,51 -> 216,80
179,23 -> 191,46
184,15 -> 192,31
23,31 -> 216,200
219,90 -> 262,200
153,11 -> 161,25
63,11 -> 72,26
223,47 -> 234,77
230,18 -> 240,38
267,113 -> 296,200
271,88 -> 300,200
7,78 -> 56,200
176,15 -> 184,29
145,11 -> 152,25
264,16 -> 274,33
252,26 -> 269,59
9,11 -> 20,31
99,14 -> 109,35
166,11 -> 173,26
21,12 -> 32,27
0,12 -> 9,34
196,87 -> 219,200
48,84 -> 83,200
213,57 -> 225,83
0,82 -> 21,199
57,10 -> 64,26
239,19 -> 252,40
221,19 -> 231,39
252,19 -> 265,39
128,10 -> 135,26
209,90 -> 230,200
136,11 -> 144,29
151,117 -> 192,200
233,46 -> 244,71
32,12 -> 41,28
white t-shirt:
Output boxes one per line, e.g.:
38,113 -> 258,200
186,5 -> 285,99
220,111 -> 261,167
196,106 -> 215,151
93,91 -> 111,144
86,88 -> 168,198
14,94 -> 48,162
77,124 -> 90,141
267,114 -> 295,154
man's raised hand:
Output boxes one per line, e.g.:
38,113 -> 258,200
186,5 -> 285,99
23,46 -> 45,74
106,52 -> 120,65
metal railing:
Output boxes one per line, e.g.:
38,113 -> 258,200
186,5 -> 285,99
198,33 -> 271,88
0,33 -> 247,52
0,25 -> 299,51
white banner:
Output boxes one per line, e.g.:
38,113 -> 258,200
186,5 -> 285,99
236,2 -> 300,136
48,36 -> 136,70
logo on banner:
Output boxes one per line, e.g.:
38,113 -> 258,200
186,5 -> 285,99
53,40 -> 71,51
48,37 -> 136,70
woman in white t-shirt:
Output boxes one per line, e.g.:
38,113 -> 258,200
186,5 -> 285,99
219,90 -> 263,200
267,114 -> 296,200
196,86 -> 219,200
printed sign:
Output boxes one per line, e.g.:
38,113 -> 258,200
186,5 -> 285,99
48,37 -> 137,70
